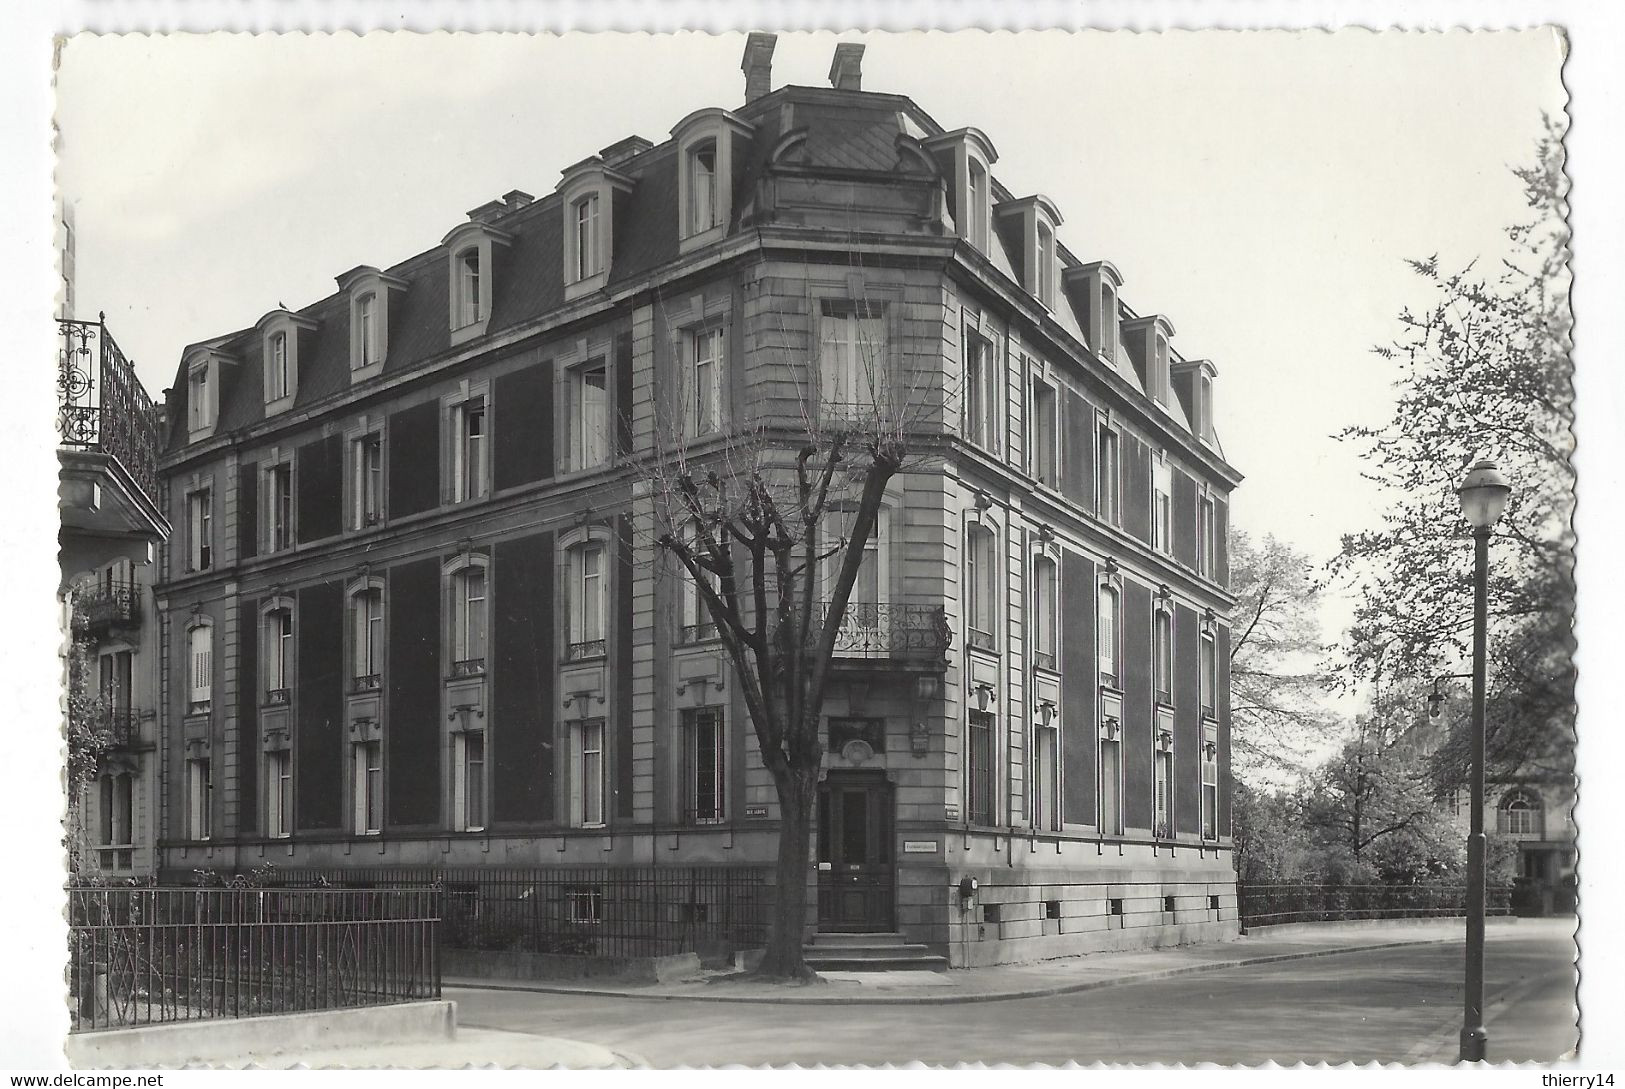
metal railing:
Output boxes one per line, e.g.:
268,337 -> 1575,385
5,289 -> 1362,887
352,673 -> 382,693
72,582 -> 141,634
264,688 -> 290,707
58,317 -> 160,504
677,622 -> 719,645
817,601 -> 952,662
98,707 -> 140,748
1238,883 -> 1515,929
221,865 -> 773,960
67,885 -> 440,1033
450,658 -> 485,677
565,639 -> 608,662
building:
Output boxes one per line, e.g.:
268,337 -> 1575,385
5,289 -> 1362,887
59,306 -> 169,877
1447,777 -> 1575,916
153,37 -> 1242,965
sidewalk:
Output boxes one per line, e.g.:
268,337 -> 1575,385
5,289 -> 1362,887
445,916 -> 1548,1007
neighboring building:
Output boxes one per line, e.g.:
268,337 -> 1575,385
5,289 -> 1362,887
153,38 -> 1241,964
1447,778 -> 1575,916
59,310 -> 168,877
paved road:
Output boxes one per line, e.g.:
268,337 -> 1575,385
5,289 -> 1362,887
450,925 -> 1578,1066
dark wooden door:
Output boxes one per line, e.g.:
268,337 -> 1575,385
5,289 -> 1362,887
816,772 -> 894,932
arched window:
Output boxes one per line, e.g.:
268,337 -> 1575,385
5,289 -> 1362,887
689,140 -> 718,234
456,249 -> 482,327
187,622 -> 213,710
1153,606 -> 1173,704
1031,555 -> 1057,670
678,520 -> 719,644
267,331 -> 289,400
357,293 -> 378,365
1498,789 -> 1544,836
351,585 -> 384,685
1035,221 -> 1055,307
263,605 -> 293,702
967,159 -> 989,250
1200,629 -> 1217,719
1097,584 -> 1119,689
449,562 -> 488,674
566,539 -> 609,660
966,523 -> 997,650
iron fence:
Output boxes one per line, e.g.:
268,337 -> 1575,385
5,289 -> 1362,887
67,885 -> 440,1033
57,317 -> 160,504
222,865 -> 773,960
1238,882 -> 1514,929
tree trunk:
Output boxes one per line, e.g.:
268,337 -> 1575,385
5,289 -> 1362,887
755,766 -> 819,980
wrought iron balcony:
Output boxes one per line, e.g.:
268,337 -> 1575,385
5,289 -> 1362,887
451,657 -> 486,678
352,673 -> 382,692
99,707 -> 141,748
264,688 -> 290,707
565,639 -> 607,662
58,317 -> 160,505
72,581 -> 141,635
816,601 -> 951,664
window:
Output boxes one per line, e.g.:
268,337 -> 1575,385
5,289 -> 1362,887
352,587 -> 384,684
679,522 -> 719,643
964,330 -> 1000,451
187,625 -> 212,710
452,731 -> 485,832
967,710 -> 995,826
689,142 -> 718,234
1498,790 -> 1544,835
186,488 -> 212,571
266,749 -> 291,839
354,433 -> 383,527
1033,716 -> 1059,832
1201,747 -> 1219,839
573,194 -> 601,281
1197,495 -> 1217,578
1035,222 -> 1055,308
966,159 -> 989,250
569,362 -> 610,470
819,301 -> 888,418
1096,423 -> 1120,524
567,542 -> 608,660
188,365 -> 211,432
353,740 -> 382,834
455,249 -> 482,328
1101,283 -> 1119,361
451,566 -> 487,674
573,719 -> 605,827
688,326 -> 725,436
267,464 -> 293,551
357,293 -> 378,366
1098,585 -> 1120,689
101,649 -> 133,718
1100,736 -> 1122,836
1154,608 -> 1173,705
1154,749 -> 1173,838
263,607 -> 292,701
965,525 -> 997,651
1031,556 -> 1057,670
1153,455 -> 1173,554
1030,374 -> 1058,484
687,708 -> 725,823
186,757 -> 211,840
266,332 -> 289,401
453,397 -> 487,502
98,773 -> 133,849
1200,631 -> 1217,719
821,507 -> 889,648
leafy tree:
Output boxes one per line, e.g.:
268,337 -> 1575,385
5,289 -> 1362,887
65,636 -> 112,877
1226,530 -> 1337,784
1331,116 -> 1573,786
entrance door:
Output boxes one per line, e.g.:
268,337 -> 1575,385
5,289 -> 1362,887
816,772 -> 895,931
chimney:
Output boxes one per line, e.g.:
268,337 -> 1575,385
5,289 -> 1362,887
599,136 -> 653,167
502,189 -> 535,211
829,42 -> 865,92
742,32 -> 777,103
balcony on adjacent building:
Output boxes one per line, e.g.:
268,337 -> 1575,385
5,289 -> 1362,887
816,601 -> 951,666
71,580 -> 141,636
99,707 -> 142,749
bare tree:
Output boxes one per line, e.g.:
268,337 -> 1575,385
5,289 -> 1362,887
638,263 -> 942,980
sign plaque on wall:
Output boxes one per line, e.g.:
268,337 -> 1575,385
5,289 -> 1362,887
903,840 -> 940,854
744,804 -> 769,819
944,805 -> 960,821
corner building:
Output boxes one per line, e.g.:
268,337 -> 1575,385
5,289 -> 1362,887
155,38 -> 1242,965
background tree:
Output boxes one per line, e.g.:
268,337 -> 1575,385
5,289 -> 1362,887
1331,116 -> 1573,788
64,636 -> 111,877
1226,529 -> 1337,785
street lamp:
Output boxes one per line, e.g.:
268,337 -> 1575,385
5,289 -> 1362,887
1456,456 -> 1511,1063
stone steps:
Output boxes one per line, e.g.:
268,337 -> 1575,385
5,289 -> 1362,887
804,931 -> 947,972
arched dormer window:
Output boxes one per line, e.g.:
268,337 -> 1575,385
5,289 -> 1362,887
923,127 -> 999,255
1122,314 -> 1178,407
993,194 -> 1063,309
336,266 -> 408,383
1498,789 -> 1544,836
1063,260 -> 1125,364
443,553 -> 490,677
441,221 -> 513,347
256,310 -> 317,416
558,157 -> 634,301
671,108 -> 754,254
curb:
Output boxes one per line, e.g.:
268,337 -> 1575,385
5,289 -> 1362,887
446,933 -> 1462,1007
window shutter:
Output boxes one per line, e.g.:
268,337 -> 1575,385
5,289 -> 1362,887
238,465 -> 258,560
614,332 -> 634,456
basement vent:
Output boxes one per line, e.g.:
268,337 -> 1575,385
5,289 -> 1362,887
1209,895 -> 1221,912
982,903 -> 1002,924
1044,900 -> 1062,920
1164,895 -> 1176,914
1108,898 -> 1124,916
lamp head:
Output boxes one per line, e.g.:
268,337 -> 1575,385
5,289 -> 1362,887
1428,689 -> 1444,719
1457,457 -> 1511,530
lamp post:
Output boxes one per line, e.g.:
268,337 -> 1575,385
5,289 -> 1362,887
1456,457 -> 1511,1063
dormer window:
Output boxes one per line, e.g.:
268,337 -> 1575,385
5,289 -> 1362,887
671,108 -> 753,254
1122,315 -> 1176,407
337,266 -> 408,382
1035,222 -> 1056,309
1064,262 -> 1125,364
188,363 -> 212,434
923,127 -> 999,256
559,157 -> 634,300
440,222 -> 511,347
256,310 -> 316,416
994,195 -> 1063,309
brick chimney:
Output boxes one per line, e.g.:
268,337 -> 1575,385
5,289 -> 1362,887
829,42 -> 865,91
742,32 -> 777,103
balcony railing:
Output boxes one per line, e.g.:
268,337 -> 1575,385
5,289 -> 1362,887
565,640 -> 608,662
1033,649 -> 1057,671
73,582 -> 141,634
58,317 -> 160,505
815,601 -> 951,663
98,708 -> 141,748
264,688 -> 290,707
450,658 -> 486,678
677,622 -> 719,645
352,673 -> 382,692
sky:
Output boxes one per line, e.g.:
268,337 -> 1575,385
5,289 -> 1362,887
53,29 -> 1565,579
